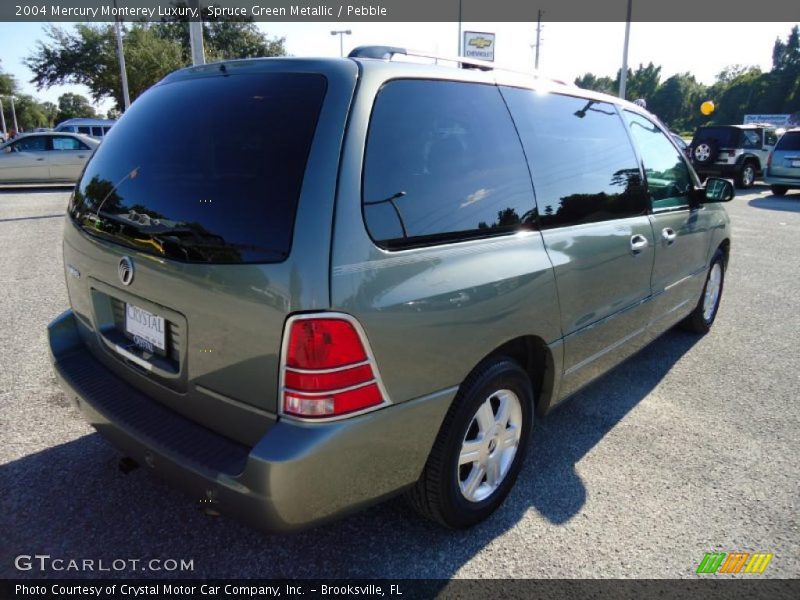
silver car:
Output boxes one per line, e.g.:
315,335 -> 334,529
0,132 -> 99,185
765,128 -> 800,196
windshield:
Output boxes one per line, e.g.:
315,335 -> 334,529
69,71 -> 327,264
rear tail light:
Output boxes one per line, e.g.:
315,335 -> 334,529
767,152 -> 773,169
281,316 -> 385,418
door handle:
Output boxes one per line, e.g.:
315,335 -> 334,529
662,227 -> 677,244
78,155 -> 86,159
36,158 -> 45,161
630,234 -> 649,255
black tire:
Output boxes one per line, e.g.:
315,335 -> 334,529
407,358 -> 533,529
692,140 -> 718,165
735,161 -> 756,189
681,250 -> 725,334
770,185 -> 788,197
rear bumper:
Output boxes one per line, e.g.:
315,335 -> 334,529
48,310 -> 455,532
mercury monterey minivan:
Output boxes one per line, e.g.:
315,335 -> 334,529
48,48 -> 733,531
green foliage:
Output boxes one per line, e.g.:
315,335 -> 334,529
574,25 -> 800,131
56,92 -> 97,123
25,16 -> 287,112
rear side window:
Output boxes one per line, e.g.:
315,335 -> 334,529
91,127 -> 104,137
362,80 -> 535,248
776,132 -> 800,151
70,73 -> 327,263
502,88 -> 646,228
78,126 -> 91,135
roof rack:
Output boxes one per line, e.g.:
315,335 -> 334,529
348,45 -> 495,71
347,45 -> 570,85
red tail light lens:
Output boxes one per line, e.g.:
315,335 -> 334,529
282,317 -> 384,418
767,152 -> 773,168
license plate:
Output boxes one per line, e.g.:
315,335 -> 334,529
792,160 -> 800,167
125,304 -> 166,353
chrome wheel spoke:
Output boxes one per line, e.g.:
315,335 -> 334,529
462,464 -> 485,499
495,392 -> 512,427
501,426 -> 519,449
475,400 -> 495,433
485,458 -> 501,488
459,439 -> 483,466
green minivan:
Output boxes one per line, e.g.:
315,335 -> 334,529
48,48 -> 733,531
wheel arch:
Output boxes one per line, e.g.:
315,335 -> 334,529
479,334 -> 560,417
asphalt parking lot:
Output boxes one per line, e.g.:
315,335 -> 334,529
1,185 -> 798,579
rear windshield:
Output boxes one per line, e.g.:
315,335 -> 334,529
776,131 -> 800,151
693,127 -> 739,147
70,72 -> 327,263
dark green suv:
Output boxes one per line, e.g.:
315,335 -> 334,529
48,48 -> 733,531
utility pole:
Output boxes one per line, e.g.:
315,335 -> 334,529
534,10 -> 543,70
0,98 -> 6,138
619,0 -> 633,99
458,0 -> 463,55
189,0 -> 205,66
112,0 -> 131,111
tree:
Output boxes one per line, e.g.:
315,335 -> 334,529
25,23 -> 185,111
40,101 -> 58,127
56,92 -> 97,123
624,62 -> 662,102
648,73 -> 707,131
26,20 -> 285,112
574,72 -> 615,94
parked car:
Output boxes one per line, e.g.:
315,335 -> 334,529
764,128 -> 800,196
689,123 -> 778,188
48,50 -> 733,532
0,132 -> 99,185
54,118 -> 116,139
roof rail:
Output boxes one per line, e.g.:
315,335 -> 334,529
348,45 -> 494,71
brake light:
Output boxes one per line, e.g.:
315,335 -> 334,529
767,152 -> 773,169
281,317 -> 384,418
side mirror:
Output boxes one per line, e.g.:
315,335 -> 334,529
702,177 -> 735,203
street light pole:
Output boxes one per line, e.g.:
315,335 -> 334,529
330,30 -> 352,57
458,0 -> 462,55
619,0 -> 632,99
113,0 -> 131,111
10,96 -> 19,132
0,98 -> 6,138
534,9 -> 543,70
189,0 -> 205,66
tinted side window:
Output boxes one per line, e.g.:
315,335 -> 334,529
91,127 -> 103,137
765,130 -> 778,146
624,111 -> 692,210
742,130 -> 761,149
78,126 -> 91,135
13,136 -> 47,151
501,88 -> 646,228
363,80 -> 535,248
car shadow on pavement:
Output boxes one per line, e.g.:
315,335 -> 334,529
1,330 -> 699,579
748,196 -> 800,212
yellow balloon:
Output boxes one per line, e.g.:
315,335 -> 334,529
701,101 -> 715,116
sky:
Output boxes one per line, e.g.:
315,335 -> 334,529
0,21 -> 797,115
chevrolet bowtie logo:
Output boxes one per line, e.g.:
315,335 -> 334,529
468,37 -> 493,49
